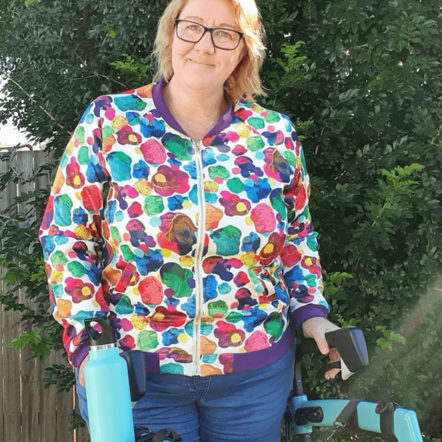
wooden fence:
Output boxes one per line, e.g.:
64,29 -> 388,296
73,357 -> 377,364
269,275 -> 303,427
0,148 -> 89,442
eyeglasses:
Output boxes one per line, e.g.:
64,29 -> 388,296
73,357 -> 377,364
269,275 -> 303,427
175,19 -> 244,51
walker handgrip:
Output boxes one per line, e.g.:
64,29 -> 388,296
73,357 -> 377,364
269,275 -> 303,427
300,338 -> 322,354
300,328 -> 369,373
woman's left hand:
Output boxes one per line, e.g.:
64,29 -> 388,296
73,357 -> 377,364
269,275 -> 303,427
301,317 -> 341,380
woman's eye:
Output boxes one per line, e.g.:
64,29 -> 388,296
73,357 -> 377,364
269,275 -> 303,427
218,30 -> 233,39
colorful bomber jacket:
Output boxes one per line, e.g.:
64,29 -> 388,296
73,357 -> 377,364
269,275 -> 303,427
39,78 -> 329,377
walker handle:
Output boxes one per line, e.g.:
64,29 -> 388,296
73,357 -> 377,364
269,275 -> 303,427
300,328 -> 369,373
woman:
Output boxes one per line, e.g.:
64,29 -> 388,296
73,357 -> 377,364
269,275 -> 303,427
39,0 -> 341,440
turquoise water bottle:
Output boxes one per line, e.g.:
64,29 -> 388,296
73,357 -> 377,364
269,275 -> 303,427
84,317 -> 135,442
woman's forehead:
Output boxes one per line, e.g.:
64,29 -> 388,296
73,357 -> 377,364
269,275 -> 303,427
182,15 -> 237,29
179,0 -> 238,27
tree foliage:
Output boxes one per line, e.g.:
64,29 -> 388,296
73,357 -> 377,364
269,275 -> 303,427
0,0 -> 441,440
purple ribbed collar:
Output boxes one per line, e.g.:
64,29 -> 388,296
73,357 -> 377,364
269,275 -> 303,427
152,78 -> 235,139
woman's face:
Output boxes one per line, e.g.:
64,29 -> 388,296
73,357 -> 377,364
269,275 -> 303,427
170,0 -> 245,93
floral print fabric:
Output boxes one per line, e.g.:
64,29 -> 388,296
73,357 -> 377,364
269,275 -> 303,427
39,82 -> 329,376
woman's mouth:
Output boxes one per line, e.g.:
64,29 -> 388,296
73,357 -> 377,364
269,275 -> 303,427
189,59 -> 212,66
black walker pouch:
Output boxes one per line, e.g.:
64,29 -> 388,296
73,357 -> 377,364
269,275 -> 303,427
120,350 -> 148,402
120,352 -> 183,441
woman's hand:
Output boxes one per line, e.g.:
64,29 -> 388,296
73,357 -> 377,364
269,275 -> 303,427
78,355 -> 90,387
301,317 -> 341,380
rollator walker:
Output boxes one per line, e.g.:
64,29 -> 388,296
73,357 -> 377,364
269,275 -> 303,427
286,327 -> 423,442
85,317 -> 423,442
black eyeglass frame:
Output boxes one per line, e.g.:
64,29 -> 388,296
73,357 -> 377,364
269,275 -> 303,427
175,19 -> 244,50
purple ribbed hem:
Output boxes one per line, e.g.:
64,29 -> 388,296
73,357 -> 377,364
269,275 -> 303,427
71,342 -> 89,368
143,352 -> 160,373
152,78 -> 235,139
142,328 -> 293,375
291,305 -> 328,331
232,327 -> 293,373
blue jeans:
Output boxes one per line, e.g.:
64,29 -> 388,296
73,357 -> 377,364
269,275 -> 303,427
75,347 -> 295,442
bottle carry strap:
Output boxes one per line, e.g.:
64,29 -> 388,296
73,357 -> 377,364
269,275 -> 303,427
324,400 -> 362,442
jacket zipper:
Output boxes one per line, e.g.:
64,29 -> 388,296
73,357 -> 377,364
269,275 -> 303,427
193,139 -> 205,376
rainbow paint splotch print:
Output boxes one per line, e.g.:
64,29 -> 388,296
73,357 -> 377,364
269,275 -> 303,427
39,82 -> 329,376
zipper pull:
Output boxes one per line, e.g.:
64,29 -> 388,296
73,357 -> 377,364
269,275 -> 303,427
193,139 -> 201,152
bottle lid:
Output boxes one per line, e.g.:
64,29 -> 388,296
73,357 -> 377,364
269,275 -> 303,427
85,317 -> 117,348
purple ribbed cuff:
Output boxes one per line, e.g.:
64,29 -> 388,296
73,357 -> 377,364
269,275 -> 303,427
71,341 -> 89,368
291,305 -> 328,331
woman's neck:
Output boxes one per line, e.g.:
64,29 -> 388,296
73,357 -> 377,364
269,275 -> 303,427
162,76 -> 228,130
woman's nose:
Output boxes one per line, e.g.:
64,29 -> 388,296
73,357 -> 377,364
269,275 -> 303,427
194,30 -> 216,53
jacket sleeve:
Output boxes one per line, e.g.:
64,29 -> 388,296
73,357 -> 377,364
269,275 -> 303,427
281,121 -> 330,330
38,98 -> 110,367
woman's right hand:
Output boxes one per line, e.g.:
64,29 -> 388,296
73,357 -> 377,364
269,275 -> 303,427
78,355 -> 90,387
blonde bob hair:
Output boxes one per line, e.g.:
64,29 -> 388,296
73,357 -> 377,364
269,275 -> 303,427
152,0 -> 267,103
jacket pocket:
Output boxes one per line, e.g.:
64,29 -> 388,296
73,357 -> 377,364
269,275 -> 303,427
114,262 -> 136,293
259,257 -> 281,284
259,257 -> 290,294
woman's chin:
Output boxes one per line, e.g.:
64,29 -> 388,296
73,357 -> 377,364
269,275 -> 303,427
181,75 -> 219,91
